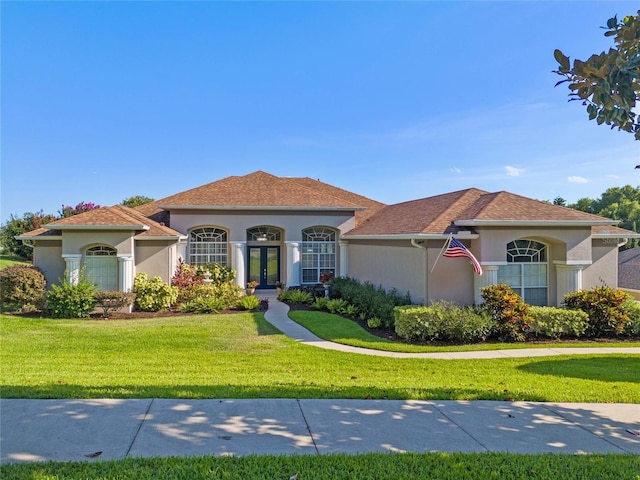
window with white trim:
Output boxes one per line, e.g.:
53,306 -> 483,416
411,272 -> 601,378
188,227 -> 228,266
301,227 -> 336,284
85,245 -> 118,291
497,240 -> 548,306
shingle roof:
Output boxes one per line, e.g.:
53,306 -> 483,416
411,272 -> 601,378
619,247 -> 640,290
346,188 -> 620,236
156,170 -> 381,212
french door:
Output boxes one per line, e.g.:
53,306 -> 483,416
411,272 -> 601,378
247,246 -> 280,289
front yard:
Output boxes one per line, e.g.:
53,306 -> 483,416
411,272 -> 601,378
1,313 -> 639,403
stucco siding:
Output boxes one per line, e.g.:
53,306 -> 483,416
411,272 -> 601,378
33,241 -> 65,288
583,239 -> 618,288
61,231 -> 135,256
169,210 -> 355,241
348,240 -> 425,303
135,241 -> 177,283
426,240 -> 475,305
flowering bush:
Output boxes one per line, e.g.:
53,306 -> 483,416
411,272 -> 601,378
319,272 -> 333,284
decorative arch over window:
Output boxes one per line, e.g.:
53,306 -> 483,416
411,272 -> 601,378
247,226 -> 282,242
85,245 -> 118,291
188,227 -> 228,266
301,227 -> 337,284
498,240 -> 548,306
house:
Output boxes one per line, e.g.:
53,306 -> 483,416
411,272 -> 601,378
18,171 -> 639,306
619,247 -> 640,299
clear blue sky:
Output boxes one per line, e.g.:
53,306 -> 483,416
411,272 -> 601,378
2,1 -> 638,222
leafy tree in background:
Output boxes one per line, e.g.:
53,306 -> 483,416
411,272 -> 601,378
121,195 -> 154,208
58,201 -> 100,218
0,211 -> 56,259
553,11 -> 640,141
553,196 -> 567,206
569,185 -> 640,249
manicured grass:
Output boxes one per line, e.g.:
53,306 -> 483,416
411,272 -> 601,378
289,310 -> 640,352
1,452 -> 639,480
0,255 -> 30,270
2,314 -> 639,402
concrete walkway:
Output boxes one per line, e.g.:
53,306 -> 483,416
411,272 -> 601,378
1,293 -> 638,464
261,291 -> 640,359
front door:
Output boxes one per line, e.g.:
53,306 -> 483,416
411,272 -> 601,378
248,246 -> 280,289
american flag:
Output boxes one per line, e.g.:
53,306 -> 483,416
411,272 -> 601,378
443,237 -> 483,275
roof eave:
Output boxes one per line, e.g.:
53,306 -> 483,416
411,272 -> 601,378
342,233 -> 479,240
158,204 -> 366,211
135,235 -> 187,241
43,224 -> 151,231
454,220 -> 617,227
15,235 -> 63,241
592,232 -> 640,239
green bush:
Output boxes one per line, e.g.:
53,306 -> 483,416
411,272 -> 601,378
330,277 -> 412,329
0,265 -> 46,312
529,306 -> 589,339
326,298 -> 349,314
312,297 -> 329,310
622,300 -> 640,336
46,273 -> 96,318
394,301 -> 494,344
481,284 -> 532,342
367,317 -> 382,329
280,289 -> 313,305
178,283 -> 244,313
194,262 -> 236,285
93,291 -> 135,318
236,295 -> 261,311
563,286 -> 633,336
133,273 -> 178,312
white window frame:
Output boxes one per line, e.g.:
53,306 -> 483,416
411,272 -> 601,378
498,239 -> 548,306
188,227 -> 229,266
85,245 -> 118,291
301,227 -> 336,284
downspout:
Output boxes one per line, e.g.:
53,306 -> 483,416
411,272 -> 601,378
411,238 -> 427,303
617,238 -> 628,248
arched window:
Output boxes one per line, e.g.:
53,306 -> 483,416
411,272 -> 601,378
246,226 -> 282,242
189,227 -> 228,265
497,240 -> 548,306
301,227 -> 336,284
85,245 -> 118,291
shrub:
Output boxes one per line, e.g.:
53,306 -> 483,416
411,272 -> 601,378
236,295 -> 261,311
481,284 -> 532,342
394,302 -> 494,344
93,291 -> 135,318
312,297 -> 329,311
194,262 -> 236,285
0,265 -> 46,312
563,286 -> 633,336
622,300 -> 640,336
171,259 -> 203,289
330,276 -> 412,329
280,289 -> 313,305
178,283 -> 244,313
133,273 -> 178,312
46,273 -> 96,318
367,317 -> 382,329
529,306 -> 589,339
326,298 -> 349,314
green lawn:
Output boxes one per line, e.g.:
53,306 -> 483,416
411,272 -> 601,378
2,452 -> 639,480
0,255 -> 30,270
289,310 -> 640,352
2,313 -> 639,402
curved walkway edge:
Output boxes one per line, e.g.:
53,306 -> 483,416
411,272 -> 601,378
261,293 -> 640,359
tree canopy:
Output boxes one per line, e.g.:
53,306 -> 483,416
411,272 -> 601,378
553,11 -> 640,140
121,196 -> 155,208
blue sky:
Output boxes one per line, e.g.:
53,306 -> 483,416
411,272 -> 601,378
2,1 -> 638,222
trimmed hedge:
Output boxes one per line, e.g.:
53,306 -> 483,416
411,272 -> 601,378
528,306 -> 589,339
394,301 -> 494,344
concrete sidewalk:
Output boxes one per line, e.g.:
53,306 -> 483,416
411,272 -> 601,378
2,399 -> 639,463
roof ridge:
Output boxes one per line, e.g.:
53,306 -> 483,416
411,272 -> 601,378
288,177 -> 379,208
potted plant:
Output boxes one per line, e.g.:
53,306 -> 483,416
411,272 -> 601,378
275,281 -> 285,295
246,280 -> 259,295
319,272 -> 333,286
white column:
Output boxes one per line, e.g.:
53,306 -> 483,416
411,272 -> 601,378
555,262 -> 589,306
285,241 -> 301,287
473,264 -> 500,305
117,255 -> 134,292
62,254 -> 81,285
230,242 -> 247,289
339,240 -> 349,278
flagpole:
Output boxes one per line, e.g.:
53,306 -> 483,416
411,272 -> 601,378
430,233 -> 453,274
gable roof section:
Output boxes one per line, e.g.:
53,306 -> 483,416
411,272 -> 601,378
23,205 -> 183,239
156,171 -> 379,212
619,247 -> 640,290
346,188 -> 621,237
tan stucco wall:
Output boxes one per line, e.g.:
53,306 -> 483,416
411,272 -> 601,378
135,241 -> 178,283
168,209 -> 356,241
583,238 -> 618,288
347,240 -> 427,303
61,231 -> 135,256
33,240 -> 65,287
425,240 -> 475,305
